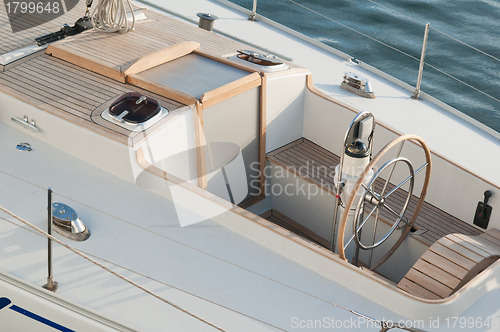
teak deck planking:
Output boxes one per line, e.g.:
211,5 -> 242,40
0,4 -> 286,144
0,2 -> 87,55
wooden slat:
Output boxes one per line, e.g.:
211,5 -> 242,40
267,138 -> 304,157
430,243 -> 476,270
399,231 -> 500,299
31,57 -> 126,95
260,210 -> 272,219
486,228 -> 500,241
0,1 -> 86,54
397,278 -> 441,300
437,237 -> 485,262
412,259 -> 461,289
420,250 -> 469,279
0,72 -> 89,116
15,64 -> 109,104
404,269 -> 453,298
478,233 -> 500,248
453,233 -> 500,255
447,234 -> 494,257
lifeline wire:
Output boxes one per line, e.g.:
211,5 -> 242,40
0,169 -> 391,330
0,205 -> 227,332
0,215 -> 286,331
423,62 -> 500,104
285,0 -> 421,62
285,0 -> 500,105
366,0 -> 500,64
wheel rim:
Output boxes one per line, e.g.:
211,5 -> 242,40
336,134 -> 432,270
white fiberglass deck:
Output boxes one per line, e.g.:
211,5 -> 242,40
152,0 -> 500,189
0,121 -> 407,331
1,111 -> 500,332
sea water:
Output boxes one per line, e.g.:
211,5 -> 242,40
230,0 -> 500,133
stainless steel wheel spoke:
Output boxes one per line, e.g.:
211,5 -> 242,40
382,203 -> 403,220
384,162 -> 428,199
345,205 -> 378,249
381,141 -> 405,197
361,183 -> 377,200
367,206 -> 381,267
360,205 -> 378,229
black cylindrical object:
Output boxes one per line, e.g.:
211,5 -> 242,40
197,13 -> 218,31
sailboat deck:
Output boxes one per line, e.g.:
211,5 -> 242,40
0,2 -> 87,55
0,4 -> 293,144
267,138 -> 483,247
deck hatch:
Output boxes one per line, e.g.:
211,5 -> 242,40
109,92 -> 161,124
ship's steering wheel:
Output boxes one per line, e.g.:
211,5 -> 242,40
337,134 -> 432,270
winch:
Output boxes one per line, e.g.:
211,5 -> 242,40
52,203 -> 90,241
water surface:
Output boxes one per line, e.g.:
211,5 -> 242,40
230,0 -> 500,132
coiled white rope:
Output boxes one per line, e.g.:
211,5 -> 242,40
91,0 -> 135,32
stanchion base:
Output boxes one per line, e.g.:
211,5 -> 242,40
43,279 -> 58,292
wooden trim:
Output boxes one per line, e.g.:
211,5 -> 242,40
200,72 -> 261,109
306,73 -> 500,192
259,73 -> 267,197
46,45 -> 125,83
194,102 -> 207,189
260,209 -> 272,219
134,146 -> 500,305
238,194 -> 265,209
124,42 -> 200,77
193,50 -> 256,73
126,74 -> 199,106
